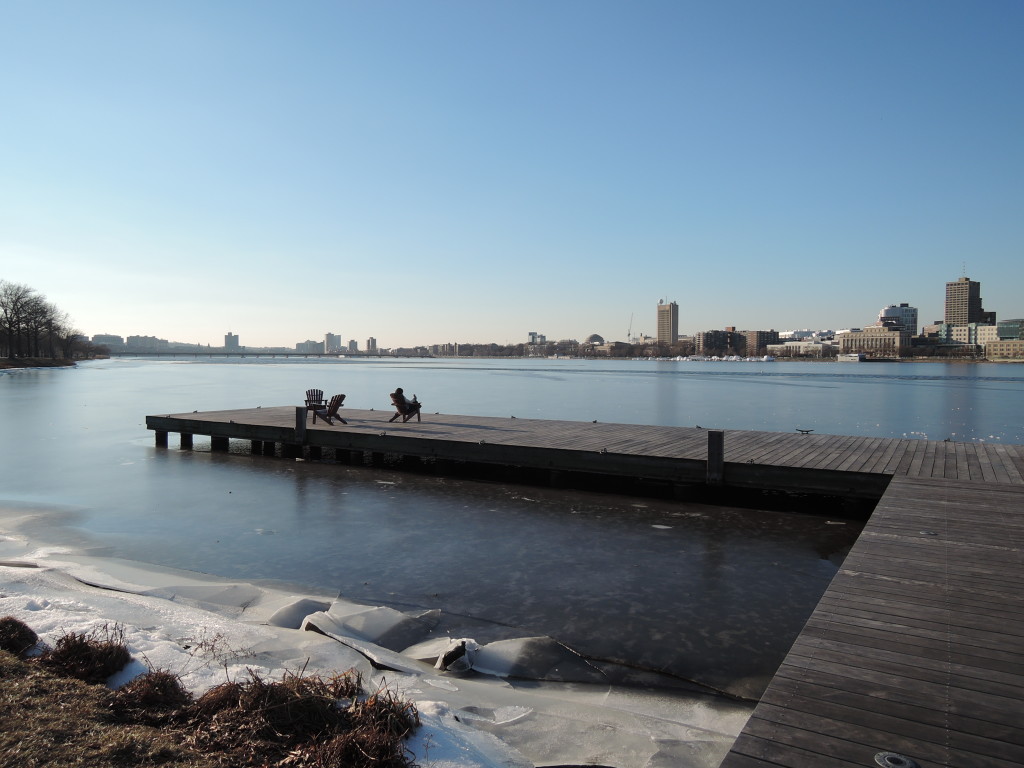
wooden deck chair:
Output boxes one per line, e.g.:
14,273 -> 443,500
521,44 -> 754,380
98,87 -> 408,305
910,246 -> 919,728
305,389 -> 325,414
389,393 -> 422,423
313,394 -> 346,425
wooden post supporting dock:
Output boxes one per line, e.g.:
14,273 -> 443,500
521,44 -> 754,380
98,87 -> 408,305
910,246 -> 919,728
706,430 -> 724,485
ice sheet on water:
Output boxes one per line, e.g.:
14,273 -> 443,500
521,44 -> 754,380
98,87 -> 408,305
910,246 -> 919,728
0,535 -> 752,768
266,597 -> 332,628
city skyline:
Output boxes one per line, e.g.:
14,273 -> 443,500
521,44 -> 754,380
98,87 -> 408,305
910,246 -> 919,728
82,272 -> 1019,352
2,2 -> 1022,348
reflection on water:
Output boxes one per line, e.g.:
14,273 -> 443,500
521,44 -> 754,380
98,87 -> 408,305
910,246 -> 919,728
4,358 -> 1021,698
6,441 -> 860,699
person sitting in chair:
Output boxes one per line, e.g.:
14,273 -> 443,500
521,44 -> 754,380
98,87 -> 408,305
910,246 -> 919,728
388,388 -> 422,423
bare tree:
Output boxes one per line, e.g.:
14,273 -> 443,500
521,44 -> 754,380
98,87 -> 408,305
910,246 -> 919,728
0,280 -> 39,358
0,280 -> 81,360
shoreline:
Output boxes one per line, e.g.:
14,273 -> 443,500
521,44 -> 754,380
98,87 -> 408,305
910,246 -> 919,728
0,524 -> 751,768
0,358 -> 77,370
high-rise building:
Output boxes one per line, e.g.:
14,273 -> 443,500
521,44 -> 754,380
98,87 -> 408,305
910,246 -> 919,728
945,277 -> 995,326
325,333 -> 342,353
656,300 -> 678,344
224,332 -> 239,350
366,337 -> 377,353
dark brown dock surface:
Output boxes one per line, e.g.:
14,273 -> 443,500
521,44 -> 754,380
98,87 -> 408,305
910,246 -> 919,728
721,475 -> 1024,768
145,407 -> 1024,767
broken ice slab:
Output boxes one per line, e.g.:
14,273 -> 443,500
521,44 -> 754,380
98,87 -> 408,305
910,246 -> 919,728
472,637 -> 607,684
300,599 -> 440,650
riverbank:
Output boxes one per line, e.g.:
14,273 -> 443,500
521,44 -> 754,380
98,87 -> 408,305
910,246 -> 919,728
0,538 -> 750,768
0,357 -> 77,370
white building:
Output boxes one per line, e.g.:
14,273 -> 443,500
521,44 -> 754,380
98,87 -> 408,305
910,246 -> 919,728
877,303 -> 918,335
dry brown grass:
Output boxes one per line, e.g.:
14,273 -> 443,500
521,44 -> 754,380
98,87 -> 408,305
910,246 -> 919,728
183,669 -> 418,767
0,652 -> 218,768
37,623 -> 132,684
0,616 -> 38,657
0,620 -> 420,768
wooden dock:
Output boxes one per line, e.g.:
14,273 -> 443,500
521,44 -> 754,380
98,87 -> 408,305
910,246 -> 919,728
145,406 -> 1024,767
145,406 -> 1023,496
721,475 -> 1024,768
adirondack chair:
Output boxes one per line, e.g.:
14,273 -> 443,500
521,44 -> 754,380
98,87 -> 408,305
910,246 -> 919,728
389,392 -> 422,423
305,389 -> 326,414
312,393 -> 347,425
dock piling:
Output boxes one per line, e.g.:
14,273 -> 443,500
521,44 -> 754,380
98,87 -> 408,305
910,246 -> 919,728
707,430 -> 724,485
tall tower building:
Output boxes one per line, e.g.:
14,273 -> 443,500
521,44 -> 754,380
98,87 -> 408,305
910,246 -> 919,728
656,300 -> 678,344
945,277 -> 995,325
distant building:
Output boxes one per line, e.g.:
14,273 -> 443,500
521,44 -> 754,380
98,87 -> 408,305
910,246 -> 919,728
767,340 -> 838,357
224,332 -> 239,350
592,341 -> 631,356
945,276 -> 995,326
125,335 -> 169,351
296,339 -> 325,353
934,323 -> 998,346
366,337 -> 377,353
997,319 -> 1024,340
877,304 -> 918,335
839,326 -> 912,356
527,331 -> 546,344
92,334 -> 124,349
985,339 -> 1024,359
694,328 -> 744,356
348,339 -> 359,352
584,333 -> 604,345
742,329 -> 779,356
325,333 -> 342,353
656,300 -> 678,344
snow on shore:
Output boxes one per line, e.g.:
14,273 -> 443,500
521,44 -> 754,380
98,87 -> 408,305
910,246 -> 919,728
0,528 -> 750,768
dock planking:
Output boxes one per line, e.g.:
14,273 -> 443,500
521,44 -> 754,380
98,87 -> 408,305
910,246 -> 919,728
145,406 -> 1023,489
144,406 -> 1024,767
721,474 -> 1024,768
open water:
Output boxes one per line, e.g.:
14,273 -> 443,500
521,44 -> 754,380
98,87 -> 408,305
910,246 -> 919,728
1,357 -> 1022,699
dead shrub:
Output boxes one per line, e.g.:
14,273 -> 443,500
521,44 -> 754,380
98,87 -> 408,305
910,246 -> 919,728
182,667 -> 416,767
194,679 -> 245,717
37,623 -> 132,684
303,724 -> 414,768
0,615 -> 39,657
352,686 -> 420,740
113,669 -> 193,722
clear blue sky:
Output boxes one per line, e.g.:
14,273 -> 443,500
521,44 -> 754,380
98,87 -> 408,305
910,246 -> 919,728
2,0 -> 1022,348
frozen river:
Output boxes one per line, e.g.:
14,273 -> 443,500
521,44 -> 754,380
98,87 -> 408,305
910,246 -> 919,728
3,357 -> 1021,699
